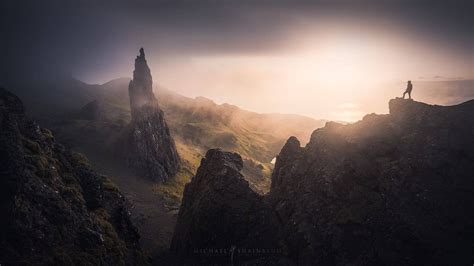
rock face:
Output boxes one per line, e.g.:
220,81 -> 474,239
171,98 -> 474,265
170,149 -> 284,264
122,48 -> 179,182
129,48 -> 155,118
0,88 -> 146,265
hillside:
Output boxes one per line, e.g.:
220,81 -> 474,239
6,77 -> 325,258
12,77 -> 325,195
0,88 -> 146,264
171,98 -> 474,265
155,85 -> 326,194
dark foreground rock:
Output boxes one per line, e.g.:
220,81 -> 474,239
0,88 -> 146,265
172,98 -> 474,265
120,48 -> 179,182
269,98 -> 474,265
170,149 -> 287,264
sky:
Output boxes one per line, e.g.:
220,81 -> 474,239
1,0 -> 473,121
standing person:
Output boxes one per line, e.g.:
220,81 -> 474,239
403,80 -> 413,99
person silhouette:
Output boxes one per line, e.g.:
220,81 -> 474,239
403,80 -> 413,99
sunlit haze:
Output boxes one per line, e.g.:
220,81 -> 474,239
132,21 -> 472,121
2,0 -> 473,121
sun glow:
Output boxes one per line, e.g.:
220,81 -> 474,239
151,26 -> 471,122
157,40 -> 388,121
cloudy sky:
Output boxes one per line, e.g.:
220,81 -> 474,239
1,0 -> 472,120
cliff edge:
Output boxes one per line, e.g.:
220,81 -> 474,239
172,98 -> 474,265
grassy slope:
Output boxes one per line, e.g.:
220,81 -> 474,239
15,77 -> 326,202
154,88 -> 326,199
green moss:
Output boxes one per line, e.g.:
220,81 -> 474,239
61,186 -> 84,203
92,208 -> 127,264
102,177 -> 120,192
71,152 -> 90,167
154,165 -> 194,204
41,128 -> 54,141
152,140 -> 203,205
30,154 -> 48,174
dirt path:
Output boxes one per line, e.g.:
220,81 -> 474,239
83,150 -> 178,259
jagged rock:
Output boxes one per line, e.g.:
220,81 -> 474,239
0,88 -> 146,265
121,48 -> 179,182
129,48 -> 155,118
172,98 -> 474,265
270,136 -> 302,191
171,149 -> 284,264
269,98 -> 474,265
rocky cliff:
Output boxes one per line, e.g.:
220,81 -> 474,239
0,88 -> 146,265
171,98 -> 474,265
121,48 -> 179,182
269,98 -> 474,265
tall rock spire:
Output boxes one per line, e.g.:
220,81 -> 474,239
121,48 -> 180,182
129,47 -> 155,119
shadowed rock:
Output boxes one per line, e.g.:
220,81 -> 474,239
172,98 -> 474,265
121,48 -> 179,182
269,98 -> 474,265
0,88 -> 146,265
171,149 -> 285,264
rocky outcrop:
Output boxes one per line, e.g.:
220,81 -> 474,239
270,136 -> 302,191
129,48 -> 155,118
122,48 -> 179,182
0,88 -> 146,265
269,98 -> 474,265
170,149 -> 284,264
172,98 -> 474,265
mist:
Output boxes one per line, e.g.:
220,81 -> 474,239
1,0 -> 472,121
1,1 -> 474,264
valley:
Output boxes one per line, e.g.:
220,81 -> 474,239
9,75 -> 326,258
